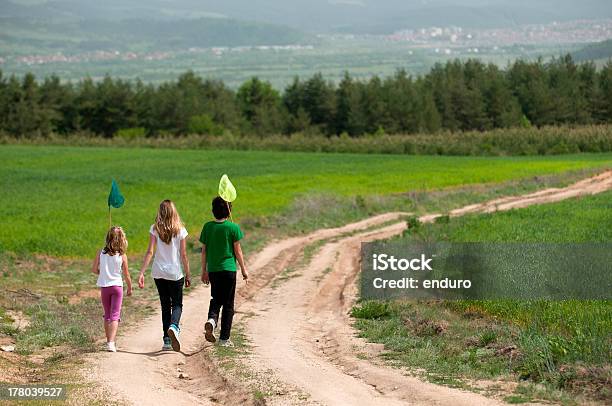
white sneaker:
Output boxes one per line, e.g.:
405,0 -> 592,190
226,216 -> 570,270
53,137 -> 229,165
107,342 -> 117,352
204,319 -> 216,343
218,339 -> 234,348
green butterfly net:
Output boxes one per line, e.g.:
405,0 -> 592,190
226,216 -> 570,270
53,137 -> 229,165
108,179 -> 125,208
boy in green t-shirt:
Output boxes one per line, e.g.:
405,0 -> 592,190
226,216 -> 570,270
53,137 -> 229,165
200,196 -> 248,347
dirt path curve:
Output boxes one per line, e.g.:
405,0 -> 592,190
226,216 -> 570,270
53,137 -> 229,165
84,171 -> 611,405
245,222 -> 506,406
244,170 -> 611,406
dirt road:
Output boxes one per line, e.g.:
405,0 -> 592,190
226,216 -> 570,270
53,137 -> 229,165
85,171 -> 611,405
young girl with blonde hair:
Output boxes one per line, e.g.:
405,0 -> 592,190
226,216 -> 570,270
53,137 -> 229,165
92,226 -> 132,352
139,200 -> 191,351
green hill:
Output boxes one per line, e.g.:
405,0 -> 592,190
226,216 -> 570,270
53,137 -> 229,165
1,0 -> 311,54
572,39 -> 612,62
4,0 -> 612,34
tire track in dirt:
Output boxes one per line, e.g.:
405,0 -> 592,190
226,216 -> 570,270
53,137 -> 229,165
242,170 -> 612,406
84,171 -> 611,405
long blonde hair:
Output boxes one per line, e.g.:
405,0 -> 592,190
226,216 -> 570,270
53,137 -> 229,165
103,226 -> 128,256
155,200 -> 184,244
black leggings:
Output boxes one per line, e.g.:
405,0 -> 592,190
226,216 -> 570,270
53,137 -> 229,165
207,271 -> 236,340
154,278 -> 184,338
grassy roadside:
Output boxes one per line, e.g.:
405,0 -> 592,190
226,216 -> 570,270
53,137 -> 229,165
352,191 -> 612,404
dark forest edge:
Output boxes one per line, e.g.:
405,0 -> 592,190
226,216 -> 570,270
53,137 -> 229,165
1,55 -> 612,144
2,125 -> 612,156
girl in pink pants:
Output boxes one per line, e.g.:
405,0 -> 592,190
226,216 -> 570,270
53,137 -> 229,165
92,226 -> 132,352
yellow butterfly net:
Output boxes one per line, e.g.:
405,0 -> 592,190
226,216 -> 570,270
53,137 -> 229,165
218,174 -> 237,202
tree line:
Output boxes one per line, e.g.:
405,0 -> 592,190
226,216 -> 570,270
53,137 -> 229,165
1,55 -> 611,138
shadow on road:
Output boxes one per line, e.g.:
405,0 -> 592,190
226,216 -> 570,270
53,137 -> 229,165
116,345 -> 207,357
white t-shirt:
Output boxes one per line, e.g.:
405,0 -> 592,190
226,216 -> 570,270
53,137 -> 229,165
150,224 -> 188,281
97,251 -> 123,287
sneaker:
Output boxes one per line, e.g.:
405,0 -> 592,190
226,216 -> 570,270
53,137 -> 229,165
167,324 -> 181,352
162,337 -> 172,351
107,342 -> 117,352
204,319 -> 216,343
218,339 -> 234,348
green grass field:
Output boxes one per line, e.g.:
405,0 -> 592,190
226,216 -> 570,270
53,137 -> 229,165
353,191 -> 612,403
0,144 -> 610,402
1,145 -> 611,257
413,191 -> 612,243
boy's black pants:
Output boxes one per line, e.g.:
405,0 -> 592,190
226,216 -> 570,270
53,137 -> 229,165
207,271 -> 236,340
154,277 -> 184,338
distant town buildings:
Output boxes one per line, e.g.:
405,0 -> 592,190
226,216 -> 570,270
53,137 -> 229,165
387,19 -> 612,47
12,50 -> 172,66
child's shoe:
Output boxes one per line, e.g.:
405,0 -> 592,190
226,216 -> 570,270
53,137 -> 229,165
204,319 -> 216,343
167,324 -> 181,352
162,337 -> 172,351
218,339 -> 234,348
106,342 -> 117,352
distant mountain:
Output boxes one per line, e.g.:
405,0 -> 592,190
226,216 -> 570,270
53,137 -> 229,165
0,1 -> 311,53
1,18 -> 309,52
5,0 -> 610,33
572,39 -> 612,62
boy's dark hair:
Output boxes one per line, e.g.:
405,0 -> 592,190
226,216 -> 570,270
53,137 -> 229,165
212,196 -> 232,219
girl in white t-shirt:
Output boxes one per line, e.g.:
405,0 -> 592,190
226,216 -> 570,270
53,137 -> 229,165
138,200 -> 191,351
91,226 -> 132,352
